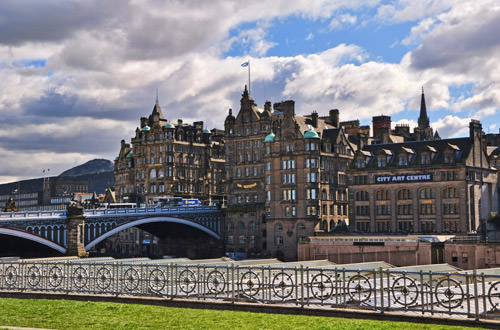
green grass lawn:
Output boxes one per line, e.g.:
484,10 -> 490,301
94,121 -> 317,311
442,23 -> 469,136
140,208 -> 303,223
0,298 -> 489,330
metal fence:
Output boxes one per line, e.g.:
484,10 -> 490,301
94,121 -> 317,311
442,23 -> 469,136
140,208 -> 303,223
1,260 -> 500,320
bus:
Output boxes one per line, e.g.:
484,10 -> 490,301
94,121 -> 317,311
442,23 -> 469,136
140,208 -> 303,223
152,197 -> 201,207
100,203 -> 136,209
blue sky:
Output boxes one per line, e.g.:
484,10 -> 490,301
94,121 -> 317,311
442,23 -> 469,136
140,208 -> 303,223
0,0 -> 499,182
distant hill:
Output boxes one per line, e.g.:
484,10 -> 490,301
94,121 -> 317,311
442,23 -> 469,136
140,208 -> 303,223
59,159 -> 114,177
58,159 -> 115,194
0,159 -> 115,195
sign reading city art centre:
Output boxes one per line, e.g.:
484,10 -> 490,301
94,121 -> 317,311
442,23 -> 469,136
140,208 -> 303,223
375,173 -> 433,184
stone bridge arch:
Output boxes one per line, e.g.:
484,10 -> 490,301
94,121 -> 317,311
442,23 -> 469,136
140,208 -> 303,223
85,216 -> 221,251
0,228 -> 66,254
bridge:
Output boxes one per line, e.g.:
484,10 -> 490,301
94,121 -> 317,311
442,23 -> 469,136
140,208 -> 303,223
0,206 -> 223,258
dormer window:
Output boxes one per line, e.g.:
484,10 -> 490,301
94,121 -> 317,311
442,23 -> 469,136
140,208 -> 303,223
444,152 -> 455,164
377,157 -> 386,168
356,158 -> 365,169
421,153 -> 431,165
398,155 -> 408,166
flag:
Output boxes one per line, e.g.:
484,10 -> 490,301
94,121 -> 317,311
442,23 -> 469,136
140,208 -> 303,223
241,61 -> 249,67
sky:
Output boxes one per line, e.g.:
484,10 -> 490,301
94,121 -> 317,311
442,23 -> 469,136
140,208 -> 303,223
0,0 -> 499,183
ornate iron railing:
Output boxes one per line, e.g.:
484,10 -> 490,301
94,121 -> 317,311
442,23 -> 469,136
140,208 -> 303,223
1,260 -> 500,320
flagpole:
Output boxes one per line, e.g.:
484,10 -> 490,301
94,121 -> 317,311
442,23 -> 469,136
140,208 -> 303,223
248,60 -> 251,96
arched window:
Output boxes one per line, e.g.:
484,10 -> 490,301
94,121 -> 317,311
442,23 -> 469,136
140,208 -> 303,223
275,223 -> 283,231
329,220 -> 335,231
150,169 -> 156,179
297,223 -> 306,231
419,187 -> 435,199
376,190 -> 389,200
397,189 -> 411,200
158,169 -> 164,178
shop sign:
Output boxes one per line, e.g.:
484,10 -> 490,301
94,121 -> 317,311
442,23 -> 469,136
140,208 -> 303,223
375,173 -> 432,184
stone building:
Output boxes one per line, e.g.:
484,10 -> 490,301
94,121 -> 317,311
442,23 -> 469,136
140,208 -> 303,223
114,97 -> 226,205
372,89 -> 440,144
224,86 -> 354,260
349,120 -> 498,235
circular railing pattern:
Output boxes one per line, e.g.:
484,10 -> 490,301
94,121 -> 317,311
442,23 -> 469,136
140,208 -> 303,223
96,267 -> 112,291
434,278 -> 464,309
347,274 -> 372,303
72,266 -> 88,289
4,265 -> 18,286
123,268 -> 140,291
148,269 -> 166,292
488,280 -> 500,310
26,265 -> 41,288
1,261 -> 500,320
206,270 -> 226,295
272,272 -> 294,299
310,273 -> 335,301
48,265 -> 63,288
391,275 -> 419,307
239,271 -> 261,297
178,269 -> 196,294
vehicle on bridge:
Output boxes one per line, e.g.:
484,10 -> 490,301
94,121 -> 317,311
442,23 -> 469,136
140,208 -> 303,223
152,197 -> 201,207
100,203 -> 137,209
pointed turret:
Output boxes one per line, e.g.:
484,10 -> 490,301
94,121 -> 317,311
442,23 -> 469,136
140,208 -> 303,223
418,87 -> 429,129
151,93 -> 165,120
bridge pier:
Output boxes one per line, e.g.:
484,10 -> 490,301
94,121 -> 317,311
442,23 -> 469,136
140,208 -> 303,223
65,203 -> 88,257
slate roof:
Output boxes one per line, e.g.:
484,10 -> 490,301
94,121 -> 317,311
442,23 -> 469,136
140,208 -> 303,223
356,137 -> 472,168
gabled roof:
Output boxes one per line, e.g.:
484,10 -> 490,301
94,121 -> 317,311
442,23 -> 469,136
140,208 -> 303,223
357,137 -> 473,168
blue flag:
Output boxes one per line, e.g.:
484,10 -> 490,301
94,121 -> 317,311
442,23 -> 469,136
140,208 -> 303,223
241,61 -> 249,67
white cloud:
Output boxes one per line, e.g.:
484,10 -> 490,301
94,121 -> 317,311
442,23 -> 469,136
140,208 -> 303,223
432,115 -> 471,138
329,13 -> 358,30
0,0 -> 499,183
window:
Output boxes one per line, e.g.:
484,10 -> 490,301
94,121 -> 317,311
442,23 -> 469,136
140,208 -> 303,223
158,169 -> 164,178
356,205 -> 370,216
442,203 -> 458,214
377,157 -> 386,168
276,223 -> 283,231
275,236 -> 283,246
306,159 -> 317,168
150,169 -> 156,179
267,175 -> 271,185
253,167 -> 257,176
237,168 -> 241,177
442,187 -> 458,198
397,189 -> 411,200
158,183 -> 165,193
376,205 -> 391,216
444,152 -> 455,164
306,172 -> 317,183
297,223 -> 306,230
355,191 -> 369,201
376,190 -> 389,200
356,158 -> 365,169
397,204 -> 412,215
307,189 -> 317,199
266,162 -> 271,171
421,153 -> 431,165
419,188 -> 435,199
398,155 -> 408,166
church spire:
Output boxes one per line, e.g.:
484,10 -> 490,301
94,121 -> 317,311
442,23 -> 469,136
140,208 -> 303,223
418,86 -> 429,129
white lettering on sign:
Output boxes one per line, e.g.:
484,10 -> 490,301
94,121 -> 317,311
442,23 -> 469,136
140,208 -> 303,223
375,174 -> 432,184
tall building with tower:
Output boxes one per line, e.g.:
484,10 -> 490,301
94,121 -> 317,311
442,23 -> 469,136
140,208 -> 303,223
114,97 -> 226,205
224,86 -> 354,260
